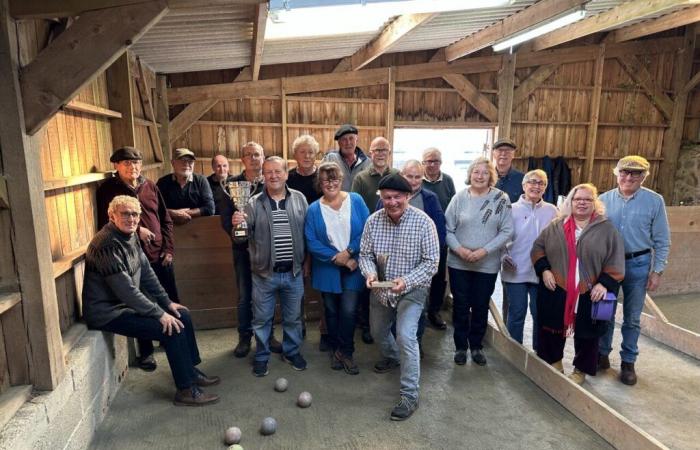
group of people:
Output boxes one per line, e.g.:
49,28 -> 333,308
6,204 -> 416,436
81,123 -> 670,421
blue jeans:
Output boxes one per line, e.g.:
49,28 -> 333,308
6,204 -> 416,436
101,310 -> 200,389
252,271 -> 304,362
322,289 -> 359,356
233,247 -> 253,336
450,268 -> 498,351
599,252 -> 650,363
504,282 -> 539,350
370,288 -> 427,402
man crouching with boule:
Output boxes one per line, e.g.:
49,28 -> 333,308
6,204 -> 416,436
82,195 -> 220,406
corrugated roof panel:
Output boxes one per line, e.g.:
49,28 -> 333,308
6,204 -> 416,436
262,32 -> 379,65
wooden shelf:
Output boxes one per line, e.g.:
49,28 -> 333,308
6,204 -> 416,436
44,172 -> 111,191
512,120 -> 590,126
134,116 -> 162,128
53,244 -> 88,279
0,292 -> 20,316
286,95 -> 387,104
197,120 -> 282,127
394,120 -> 495,129
598,122 -> 668,128
64,100 -> 122,119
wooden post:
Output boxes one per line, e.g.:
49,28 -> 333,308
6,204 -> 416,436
386,67 -> 395,149
584,44 -> 605,183
497,53 -> 516,139
281,78 -> 288,160
155,74 -> 171,167
106,52 -> 136,150
658,26 -> 696,203
0,0 -> 65,389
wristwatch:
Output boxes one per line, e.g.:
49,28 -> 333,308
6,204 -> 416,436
346,247 -> 355,256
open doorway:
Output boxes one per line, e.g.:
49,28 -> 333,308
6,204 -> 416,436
392,127 -> 493,183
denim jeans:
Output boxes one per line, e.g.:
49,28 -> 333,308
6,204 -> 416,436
450,268 -> 498,351
252,271 -> 304,362
599,252 -> 650,363
370,287 -> 427,402
101,309 -> 200,389
233,247 -> 253,336
504,282 -> 539,350
322,289 -> 359,356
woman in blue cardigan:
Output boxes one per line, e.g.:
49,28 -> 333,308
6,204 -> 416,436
305,162 -> 370,375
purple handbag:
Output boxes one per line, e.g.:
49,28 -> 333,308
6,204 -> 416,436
591,292 -> 616,321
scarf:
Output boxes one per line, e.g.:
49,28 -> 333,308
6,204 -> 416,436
562,215 -> 579,334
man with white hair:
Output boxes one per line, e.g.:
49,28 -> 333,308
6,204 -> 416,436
598,155 -> 670,386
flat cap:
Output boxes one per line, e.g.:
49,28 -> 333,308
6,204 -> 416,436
110,146 -> 142,162
173,148 -> 196,160
378,172 -> 412,193
334,124 -> 359,140
616,155 -> 650,172
493,138 -> 517,150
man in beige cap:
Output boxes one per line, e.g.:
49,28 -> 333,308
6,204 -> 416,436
493,138 -> 524,203
157,148 -> 215,225
599,155 -> 670,386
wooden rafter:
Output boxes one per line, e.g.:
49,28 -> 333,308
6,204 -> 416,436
512,63 -> 560,107
334,13 -> 436,72
616,55 -> 674,120
497,53 -> 516,138
136,57 -> 164,162
445,0 -> 586,61
20,0 -> 168,135
531,0 -> 698,51
251,3 -> 267,81
683,69 -> 700,94
442,74 -> 498,122
611,5 -> 700,42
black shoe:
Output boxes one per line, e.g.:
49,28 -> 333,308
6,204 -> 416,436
319,334 -> 331,352
282,353 -> 308,371
471,349 -> 487,366
598,354 -> 610,370
269,335 -> 283,354
330,352 -> 344,371
361,329 -> 374,344
390,396 -> 418,421
620,361 -> 637,386
252,360 -> 269,377
454,350 -> 467,365
428,312 -> 447,330
373,358 -> 400,374
335,350 -> 359,375
137,354 -> 157,372
233,334 -> 252,358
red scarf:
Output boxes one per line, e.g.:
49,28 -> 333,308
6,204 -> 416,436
562,215 -> 579,333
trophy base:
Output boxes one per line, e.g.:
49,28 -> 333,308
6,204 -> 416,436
232,228 -> 248,245
370,281 -> 395,289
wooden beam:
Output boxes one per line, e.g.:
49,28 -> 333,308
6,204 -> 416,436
136,58 -> 164,162
488,298 -> 509,336
617,55 -> 675,121
281,80 -> 288,160
445,0 -> 586,61
0,385 -> 32,431
0,291 -> 20,316
512,63 -> 560,107
644,294 -> 670,323
611,5 -> 700,42
64,99 -> 122,119
583,45 -> 605,182
10,0 -> 265,18
106,52 -> 136,149
20,1 -> 168,135
682,69 -> 700,94
250,2 -> 267,81
659,26 -> 696,202
386,67 -> 395,148
497,53 -> 516,139
155,74 -> 171,164
52,244 -> 89,279
442,73 -> 499,122
0,0 -> 65,389
343,13 -> 436,71
532,0 -> 698,51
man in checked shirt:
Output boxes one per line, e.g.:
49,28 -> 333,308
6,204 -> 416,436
359,172 -> 439,421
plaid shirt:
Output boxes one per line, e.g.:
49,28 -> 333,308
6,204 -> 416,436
359,206 -> 439,307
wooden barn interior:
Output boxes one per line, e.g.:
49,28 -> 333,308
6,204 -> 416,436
1,0 -> 700,448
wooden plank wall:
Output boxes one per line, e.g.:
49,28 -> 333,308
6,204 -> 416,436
168,41 -> 691,194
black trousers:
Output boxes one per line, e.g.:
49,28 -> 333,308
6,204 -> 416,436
450,268 -> 498,351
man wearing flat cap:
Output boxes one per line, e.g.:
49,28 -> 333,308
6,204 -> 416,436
359,173 -> 439,421
157,148 -> 215,225
598,155 -> 670,386
493,138 -> 524,203
96,146 -> 178,371
323,124 -> 370,191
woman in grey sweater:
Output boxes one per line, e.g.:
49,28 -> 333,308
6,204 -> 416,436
445,157 -> 513,366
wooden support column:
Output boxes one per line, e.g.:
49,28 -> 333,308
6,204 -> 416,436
281,79 -> 288,160
658,26 -> 696,203
584,44 -> 605,182
135,58 -> 164,162
106,52 -> 136,150
497,53 -> 516,140
0,0 -> 65,389
155,74 -> 171,165
386,67 -> 395,149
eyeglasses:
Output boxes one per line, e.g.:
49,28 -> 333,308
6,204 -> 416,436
320,179 -> 341,186
422,159 -> 441,165
572,198 -> 594,204
619,170 -> 644,179
177,159 -> 195,166
371,148 -> 390,154
119,160 -> 141,166
493,147 -> 515,152
118,211 -> 140,219
525,179 -> 545,186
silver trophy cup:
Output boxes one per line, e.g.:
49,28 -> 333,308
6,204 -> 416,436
227,181 -> 252,244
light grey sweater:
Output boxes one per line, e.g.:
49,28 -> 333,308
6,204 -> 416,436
445,187 -> 514,274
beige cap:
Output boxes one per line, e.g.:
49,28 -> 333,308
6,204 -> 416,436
616,155 -> 650,172
173,148 -> 196,160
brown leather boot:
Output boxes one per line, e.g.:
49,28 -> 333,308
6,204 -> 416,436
194,368 -> 221,387
597,354 -> 610,370
620,362 -> 637,386
174,386 -> 219,406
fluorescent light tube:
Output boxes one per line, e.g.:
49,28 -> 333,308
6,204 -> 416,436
492,9 -> 586,52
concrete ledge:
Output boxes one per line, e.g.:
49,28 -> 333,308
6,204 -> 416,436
0,330 -> 128,450
485,325 -> 667,450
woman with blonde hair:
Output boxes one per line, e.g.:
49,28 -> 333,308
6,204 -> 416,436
531,183 -> 625,384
